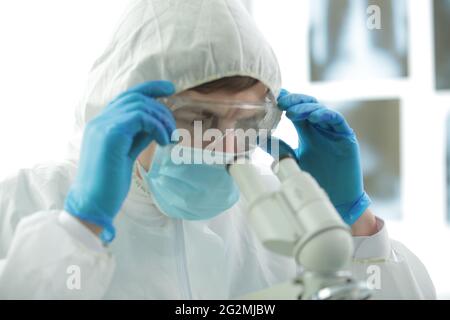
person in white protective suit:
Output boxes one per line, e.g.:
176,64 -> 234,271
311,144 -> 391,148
0,0 -> 436,299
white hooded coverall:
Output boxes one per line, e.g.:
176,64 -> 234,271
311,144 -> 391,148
0,0 -> 435,299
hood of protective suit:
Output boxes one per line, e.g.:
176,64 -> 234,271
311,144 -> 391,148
69,0 -> 281,158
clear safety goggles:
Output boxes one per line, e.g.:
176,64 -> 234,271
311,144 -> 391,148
159,93 -> 282,154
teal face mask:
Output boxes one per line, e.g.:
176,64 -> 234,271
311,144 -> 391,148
139,144 -> 240,220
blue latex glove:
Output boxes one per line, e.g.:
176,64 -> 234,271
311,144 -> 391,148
277,89 -> 371,225
65,81 -> 176,242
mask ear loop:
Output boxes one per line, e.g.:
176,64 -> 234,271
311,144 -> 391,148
136,160 -> 148,177
131,160 -> 153,197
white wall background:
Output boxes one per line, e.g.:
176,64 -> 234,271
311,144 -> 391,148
0,0 -> 449,299
252,0 -> 450,299
0,1 -> 128,177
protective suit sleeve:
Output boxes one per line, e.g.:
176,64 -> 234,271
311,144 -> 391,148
351,218 -> 436,299
58,211 -> 106,253
0,210 -> 115,299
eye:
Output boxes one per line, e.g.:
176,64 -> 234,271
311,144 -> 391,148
200,111 -> 215,119
198,111 -> 217,128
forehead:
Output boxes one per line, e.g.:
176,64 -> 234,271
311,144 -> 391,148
178,82 -> 269,103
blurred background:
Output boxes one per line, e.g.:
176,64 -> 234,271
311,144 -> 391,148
0,0 -> 449,298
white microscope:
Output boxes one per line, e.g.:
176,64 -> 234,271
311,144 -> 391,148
227,151 -> 372,300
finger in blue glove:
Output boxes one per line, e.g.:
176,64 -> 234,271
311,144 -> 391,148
65,81 -> 177,242
277,89 -> 371,225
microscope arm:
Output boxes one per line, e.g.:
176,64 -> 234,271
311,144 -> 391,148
229,156 -> 370,299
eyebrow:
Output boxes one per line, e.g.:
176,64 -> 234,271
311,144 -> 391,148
175,106 -> 264,122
